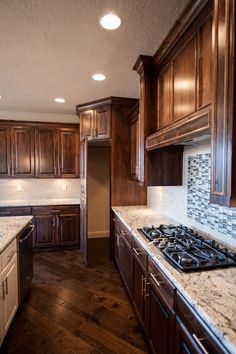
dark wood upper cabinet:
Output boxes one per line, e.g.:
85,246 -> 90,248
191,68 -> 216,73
78,104 -> 110,141
0,126 -> 11,177
0,121 -> 79,179
94,105 -> 110,140
11,126 -> 35,177
158,64 -> 172,130
35,127 -> 58,178
173,35 -> 197,121
80,110 -> 94,140
211,0 -> 236,207
59,128 -> 79,177
129,103 -> 141,181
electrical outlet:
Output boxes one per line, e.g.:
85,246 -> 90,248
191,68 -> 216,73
62,184 -> 67,191
16,184 -> 22,192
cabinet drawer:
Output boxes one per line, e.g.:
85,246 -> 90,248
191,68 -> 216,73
32,205 -> 80,215
148,257 -> 175,309
132,237 -> 147,270
0,207 -> 31,216
176,291 -> 228,354
113,214 -> 132,246
1,239 -> 17,271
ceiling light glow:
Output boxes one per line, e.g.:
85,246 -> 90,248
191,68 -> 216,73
54,97 -> 65,103
100,14 -> 121,30
92,74 -> 106,81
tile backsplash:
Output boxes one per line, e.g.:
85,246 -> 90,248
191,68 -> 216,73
187,153 -> 236,238
148,143 -> 236,248
0,179 -> 80,201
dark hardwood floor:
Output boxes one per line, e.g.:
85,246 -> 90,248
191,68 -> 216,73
1,241 -> 148,354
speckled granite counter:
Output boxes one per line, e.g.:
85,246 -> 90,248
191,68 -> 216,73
0,216 -> 33,253
0,198 -> 80,207
112,206 -> 236,354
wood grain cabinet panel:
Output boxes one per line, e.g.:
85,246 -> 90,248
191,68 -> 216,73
33,215 -> 56,248
173,35 -> 197,121
58,214 -> 80,246
11,126 -> 35,177
35,127 -> 58,178
59,128 -> 79,177
211,0 -> 236,207
129,104 -> 141,181
94,105 -> 110,140
0,126 -> 11,177
158,64 -> 172,129
198,15 -> 213,108
80,110 -> 94,140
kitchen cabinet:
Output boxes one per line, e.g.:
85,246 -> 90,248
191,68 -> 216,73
144,2 -> 213,150
59,128 -> 79,177
146,258 -> 175,354
129,103 -> 141,181
0,239 -> 18,346
32,205 -> 80,249
0,121 -> 80,179
0,126 -> 11,177
11,126 -> 35,177
176,291 -> 227,354
210,0 -> 236,207
0,207 -> 31,216
35,126 -> 80,178
78,105 -> 110,141
35,127 -> 58,178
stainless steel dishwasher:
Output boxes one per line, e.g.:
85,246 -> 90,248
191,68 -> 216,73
17,222 -> 34,304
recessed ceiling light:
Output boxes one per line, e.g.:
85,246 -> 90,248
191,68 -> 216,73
54,97 -> 65,103
0,96 -> 2,99
100,14 -> 121,30
92,73 -> 106,81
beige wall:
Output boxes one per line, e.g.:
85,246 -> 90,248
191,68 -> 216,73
0,178 -> 80,201
88,147 -> 110,238
0,110 -> 79,124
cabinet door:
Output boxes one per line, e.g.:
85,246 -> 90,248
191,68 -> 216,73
80,110 -> 94,140
173,35 -> 197,121
118,235 -> 132,296
132,258 -> 146,328
1,256 -> 18,336
158,64 -> 172,129
146,284 -> 175,354
35,127 -> 58,177
0,126 -> 11,178
130,113 -> 141,181
176,318 -> 202,354
59,128 -> 79,177
33,215 -> 57,248
11,126 -> 35,177
57,214 -> 80,246
94,106 -> 110,140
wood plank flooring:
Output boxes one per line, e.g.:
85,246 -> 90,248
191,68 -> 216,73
1,242 -> 148,354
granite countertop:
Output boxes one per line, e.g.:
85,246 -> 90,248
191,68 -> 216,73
112,205 -> 236,354
0,216 -> 33,253
0,198 -> 80,207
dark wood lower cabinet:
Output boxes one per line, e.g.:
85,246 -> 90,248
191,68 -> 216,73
57,214 -> 79,246
33,214 -> 56,248
112,213 -> 229,354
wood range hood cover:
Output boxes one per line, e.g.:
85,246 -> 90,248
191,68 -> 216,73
135,0 -> 213,151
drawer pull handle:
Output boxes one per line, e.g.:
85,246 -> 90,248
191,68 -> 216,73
133,248 -> 142,256
150,272 -> 165,286
5,278 -> 8,296
121,230 -> 126,236
192,334 -> 209,354
19,225 -> 35,243
0,281 -> 5,301
0,211 -> 12,215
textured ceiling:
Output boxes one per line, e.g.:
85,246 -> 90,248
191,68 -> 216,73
0,0 -> 190,114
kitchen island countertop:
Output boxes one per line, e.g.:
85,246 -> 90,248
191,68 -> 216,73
0,216 -> 33,253
112,205 -> 236,354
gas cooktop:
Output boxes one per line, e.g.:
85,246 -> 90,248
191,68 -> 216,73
139,224 -> 236,271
